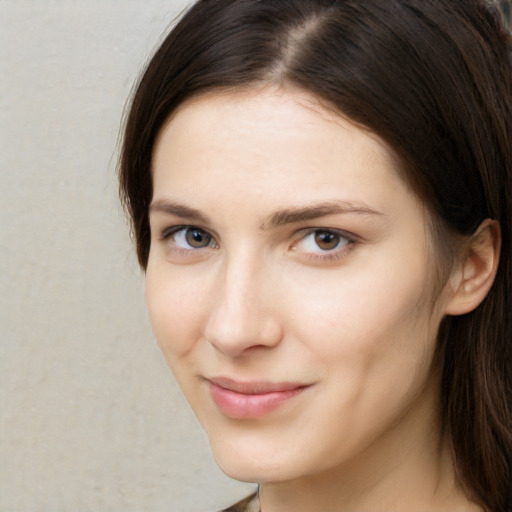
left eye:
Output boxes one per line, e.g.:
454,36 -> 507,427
299,229 -> 350,253
170,227 -> 216,249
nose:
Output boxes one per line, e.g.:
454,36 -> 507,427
203,254 -> 283,357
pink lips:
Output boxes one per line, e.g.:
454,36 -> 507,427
208,377 -> 308,419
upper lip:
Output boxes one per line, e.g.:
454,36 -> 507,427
208,376 -> 309,395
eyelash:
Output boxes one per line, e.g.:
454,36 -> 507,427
292,228 -> 355,262
161,225 -> 218,251
159,225 -> 356,262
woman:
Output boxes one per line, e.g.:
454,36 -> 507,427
119,1 -> 511,511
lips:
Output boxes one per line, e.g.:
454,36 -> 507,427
208,377 -> 309,419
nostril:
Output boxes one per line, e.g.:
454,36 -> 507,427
203,263 -> 284,355
204,307 -> 283,357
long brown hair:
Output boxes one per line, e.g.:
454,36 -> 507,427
119,1 -> 512,510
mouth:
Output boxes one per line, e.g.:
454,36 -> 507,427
207,377 -> 310,419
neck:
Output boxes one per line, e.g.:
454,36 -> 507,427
258,387 -> 480,512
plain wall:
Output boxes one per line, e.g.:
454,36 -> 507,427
0,2 -> 255,511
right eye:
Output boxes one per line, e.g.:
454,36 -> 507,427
163,226 -> 217,250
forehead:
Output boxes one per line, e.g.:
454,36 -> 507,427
150,87 -> 419,222
156,86 -> 391,153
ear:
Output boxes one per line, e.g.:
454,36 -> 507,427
445,219 -> 501,316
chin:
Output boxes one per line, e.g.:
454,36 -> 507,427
213,452 -> 290,484
215,458 -> 265,483
207,429 -> 314,484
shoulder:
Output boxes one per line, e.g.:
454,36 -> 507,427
218,492 -> 259,512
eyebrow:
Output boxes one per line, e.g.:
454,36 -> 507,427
149,199 -> 383,229
149,199 -> 210,224
261,200 -> 384,229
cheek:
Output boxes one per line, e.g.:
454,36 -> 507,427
288,262 -> 431,349
145,263 -> 208,361
278,267 -> 440,456
284,250 -> 441,400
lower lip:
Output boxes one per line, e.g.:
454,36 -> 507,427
209,383 -> 307,419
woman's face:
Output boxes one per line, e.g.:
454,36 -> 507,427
146,88 -> 451,484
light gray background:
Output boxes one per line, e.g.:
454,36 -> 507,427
1,2 -> 255,511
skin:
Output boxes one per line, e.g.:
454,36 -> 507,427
145,87 -> 481,511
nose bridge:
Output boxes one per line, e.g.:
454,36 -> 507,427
204,247 -> 282,356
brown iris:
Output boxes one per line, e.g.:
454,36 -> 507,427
185,228 -> 212,248
314,231 -> 340,250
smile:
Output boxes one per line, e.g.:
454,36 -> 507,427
208,377 -> 310,419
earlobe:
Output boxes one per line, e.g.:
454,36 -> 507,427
445,219 -> 501,316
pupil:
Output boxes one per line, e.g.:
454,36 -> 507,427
186,229 -> 209,248
315,231 -> 339,250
